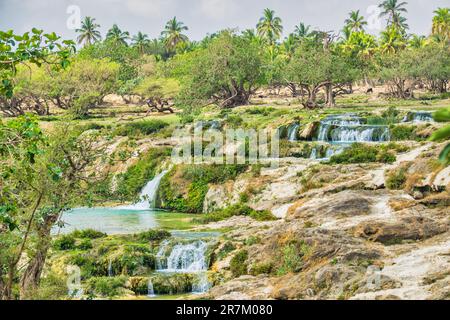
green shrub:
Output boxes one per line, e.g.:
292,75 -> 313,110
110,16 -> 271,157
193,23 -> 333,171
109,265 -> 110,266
53,234 -> 76,251
276,242 -> 310,276
85,276 -> 127,297
386,167 -> 408,190
230,250 -> 248,277
135,229 -> 171,242
390,125 -> 419,141
71,229 -> 107,239
225,114 -> 244,128
251,262 -> 273,275
78,239 -> 93,250
114,120 -> 168,137
195,204 -> 276,223
329,143 -> 396,164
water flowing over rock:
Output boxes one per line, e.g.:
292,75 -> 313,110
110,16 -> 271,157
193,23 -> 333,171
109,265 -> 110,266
316,114 -> 390,143
156,240 -> 211,293
403,111 -> 434,123
119,170 -> 168,210
287,123 -> 300,142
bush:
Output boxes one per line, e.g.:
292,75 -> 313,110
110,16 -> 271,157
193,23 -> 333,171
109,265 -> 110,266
251,262 -> 273,275
113,120 -> 168,137
195,204 -> 276,224
230,250 -> 248,277
53,235 -> 76,251
71,229 -> 107,239
329,143 -> 396,164
386,167 -> 408,190
78,239 -> 93,250
135,229 -> 171,242
85,276 -> 127,297
276,242 -> 310,275
390,125 -> 419,141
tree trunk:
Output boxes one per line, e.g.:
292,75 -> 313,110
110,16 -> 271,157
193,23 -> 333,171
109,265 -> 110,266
19,212 -> 59,299
325,84 -> 335,107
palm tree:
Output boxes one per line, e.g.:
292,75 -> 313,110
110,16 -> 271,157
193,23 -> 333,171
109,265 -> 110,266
256,8 -> 283,45
106,24 -> 130,45
161,17 -> 189,51
344,10 -> 368,32
132,32 -> 149,54
75,17 -> 101,46
380,26 -> 406,54
408,34 -> 426,48
392,12 -> 409,30
432,8 -> 450,39
294,22 -> 311,39
378,0 -> 408,27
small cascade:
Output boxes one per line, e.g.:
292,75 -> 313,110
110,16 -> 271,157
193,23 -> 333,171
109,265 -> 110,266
403,111 -> 434,123
157,240 -> 208,272
147,279 -> 156,298
287,123 -> 300,142
316,114 -> 390,143
329,125 -> 390,142
155,240 -> 211,294
119,170 -> 168,210
108,258 -> 113,277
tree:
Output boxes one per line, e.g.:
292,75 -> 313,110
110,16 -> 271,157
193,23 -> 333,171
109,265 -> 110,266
134,77 -> 179,113
344,10 -> 368,32
408,34 -> 427,48
25,58 -> 119,118
76,17 -> 101,46
380,25 -> 406,54
0,29 -> 74,99
294,23 -> 312,39
379,0 -> 408,27
178,32 -> 264,108
285,43 -> 359,108
106,24 -> 130,46
378,48 -> 421,98
0,116 -> 107,299
256,8 -> 283,45
132,32 -> 150,54
432,8 -> 450,41
161,17 -> 189,52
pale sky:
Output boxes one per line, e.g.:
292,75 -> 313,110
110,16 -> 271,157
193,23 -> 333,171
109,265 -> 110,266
0,0 -> 447,42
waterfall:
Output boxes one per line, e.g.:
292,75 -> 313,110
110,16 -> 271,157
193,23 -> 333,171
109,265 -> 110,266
329,126 -> 390,142
119,170 -> 168,210
287,123 -> 300,142
156,240 -> 211,293
316,114 -> 389,143
147,279 -> 156,297
157,240 -> 208,272
403,111 -> 434,123
108,258 -> 113,277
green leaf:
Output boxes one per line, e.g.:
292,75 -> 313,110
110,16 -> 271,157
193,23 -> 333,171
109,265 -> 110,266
439,143 -> 450,165
430,125 -> 450,142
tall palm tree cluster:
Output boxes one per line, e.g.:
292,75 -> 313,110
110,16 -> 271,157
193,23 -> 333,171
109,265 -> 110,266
75,1 -> 449,57
75,16 -> 190,55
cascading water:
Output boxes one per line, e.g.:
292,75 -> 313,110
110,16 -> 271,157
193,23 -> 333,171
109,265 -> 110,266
155,240 -> 211,294
147,279 -> 156,297
403,111 -> 434,123
118,170 -> 168,210
287,123 -> 300,142
316,114 -> 390,143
